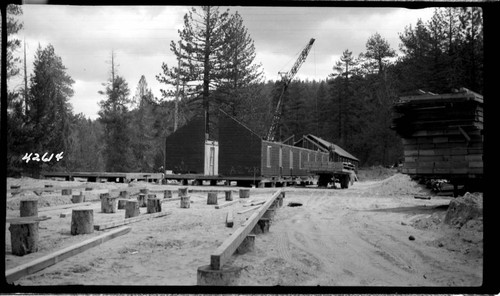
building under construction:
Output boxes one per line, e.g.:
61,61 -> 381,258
164,110 -> 359,187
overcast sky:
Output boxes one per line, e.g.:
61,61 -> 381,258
9,5 -> 437,120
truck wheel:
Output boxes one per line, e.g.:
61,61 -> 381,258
340,175 -> 350,189
318,174 -> 331,187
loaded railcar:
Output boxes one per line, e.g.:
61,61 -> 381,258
164,110 -> 358,187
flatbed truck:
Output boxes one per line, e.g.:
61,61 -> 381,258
304,161 -> 357,189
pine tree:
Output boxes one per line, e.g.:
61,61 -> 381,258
157,6 -> 230,136
364,32 -> 396,76
397,19 -> 434,93
66,114 -> 105,172
24,44 -> 74,173
130,75 -> 158,172
457,7 -> 483,93
98,51 -> 135,172
216,11 -> 263,116
5,5 -> 26,176
3,5 -> 23,81
397,8 -> 483,94
330,49 -> 357,144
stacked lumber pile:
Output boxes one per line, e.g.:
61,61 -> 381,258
392,88 -> 483,178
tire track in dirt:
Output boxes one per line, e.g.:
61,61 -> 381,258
271,191 -> 356,285
341,197 -> 482,286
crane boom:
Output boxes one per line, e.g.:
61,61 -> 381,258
266,38 -> 315,141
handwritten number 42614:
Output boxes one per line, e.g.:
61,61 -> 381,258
22,152 -> 64,163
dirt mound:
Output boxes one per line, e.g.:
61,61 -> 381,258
357,166 -> 397,181
366,173 -> 432,197
411,192 -> 483,257
443,192 -> 483,228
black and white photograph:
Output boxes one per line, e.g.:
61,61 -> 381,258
2,1 -> 493,290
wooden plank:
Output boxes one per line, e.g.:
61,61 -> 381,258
6,216 -> 52,223
93,211 -> 170,231
38,202 -> 93,212
5,226 -> 131,283
161,197 -> 182,202
237,205 -> 262,214
210,189 -> 282,270
414,196 -> 431,200
468,161 -> 483,168
243,200 -> 266,207
241,198 -> 256,204
226,211 -> 234,228
215,199 -> 240,209
7,184 -> 89,194
403,150 -> 418,156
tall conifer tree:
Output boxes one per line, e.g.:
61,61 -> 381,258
157,6 -> 230,136
98,51 -> 134,172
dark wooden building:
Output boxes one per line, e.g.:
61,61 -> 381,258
165,110 -> 358,186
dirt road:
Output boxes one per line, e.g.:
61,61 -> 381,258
233,180 -> 482,286
5,173 -> 482,286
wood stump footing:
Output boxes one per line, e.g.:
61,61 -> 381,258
147,198 -> 162,214
101,196 -> 117,213
197,265 -> 242,286
236,235 -> 255,254
125,201 -> 140,218
20,200 -> 38,217
9,221 -> 39,256
71,209 -> 94,235
239,189 -> 250,199
225,191 -> 233,201
180,196 -> 190,208
207,192 -> 218,205
252,218 -> 270,234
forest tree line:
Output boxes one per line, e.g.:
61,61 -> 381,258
4,6 -> 483,177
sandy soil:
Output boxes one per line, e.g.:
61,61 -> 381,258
5,173 -> 483,286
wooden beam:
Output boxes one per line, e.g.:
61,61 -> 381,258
243,198 -> 256,204
7,185 -> 89,194
414,195 -> 431,200
214,199 -> 240,209
6,216 -> 52,223
38,202 -> 93,212
210,189 -> 282,270
243,200 -> 265,207
5,226 -> 131,283
161,197 -> 182,202
93,211 -> 170,231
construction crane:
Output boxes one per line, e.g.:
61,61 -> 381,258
265,38 -> 315,141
